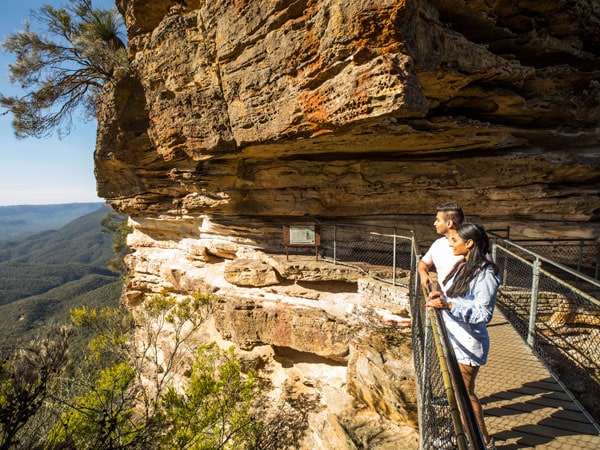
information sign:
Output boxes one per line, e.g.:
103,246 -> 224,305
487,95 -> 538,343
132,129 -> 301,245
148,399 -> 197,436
289,225 -> 316,245
282,224 -> 320,260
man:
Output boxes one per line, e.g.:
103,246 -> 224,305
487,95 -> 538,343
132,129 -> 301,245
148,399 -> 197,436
418,202 -> 465,291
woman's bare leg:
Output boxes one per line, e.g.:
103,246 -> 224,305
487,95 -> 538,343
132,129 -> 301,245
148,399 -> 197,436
459,363 -> 492,445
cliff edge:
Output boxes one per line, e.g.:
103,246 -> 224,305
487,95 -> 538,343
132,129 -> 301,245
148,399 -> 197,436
93,1 -> 600,447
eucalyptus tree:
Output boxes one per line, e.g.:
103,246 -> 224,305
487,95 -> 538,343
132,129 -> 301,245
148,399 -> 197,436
0,327 -> 72,450
0,0 -> 127,138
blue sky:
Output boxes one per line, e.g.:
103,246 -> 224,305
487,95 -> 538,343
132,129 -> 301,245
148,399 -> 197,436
0,0 -> 116,206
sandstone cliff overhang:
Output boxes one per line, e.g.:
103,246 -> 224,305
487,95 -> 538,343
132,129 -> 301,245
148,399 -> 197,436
96,0 -> 599,235
92,3 -> 599,446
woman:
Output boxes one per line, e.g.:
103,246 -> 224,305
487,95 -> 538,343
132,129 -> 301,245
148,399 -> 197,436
426,222 -> 500,450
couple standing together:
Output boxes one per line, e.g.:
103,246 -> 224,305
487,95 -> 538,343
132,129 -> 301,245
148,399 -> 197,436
418,203 -> 500,450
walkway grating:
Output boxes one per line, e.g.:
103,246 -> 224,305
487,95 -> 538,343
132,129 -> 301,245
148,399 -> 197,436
478,309 -> 600,449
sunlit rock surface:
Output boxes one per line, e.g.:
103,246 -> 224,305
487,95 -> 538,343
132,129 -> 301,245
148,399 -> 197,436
97,0 -> 599,237
95,1 -> 600,447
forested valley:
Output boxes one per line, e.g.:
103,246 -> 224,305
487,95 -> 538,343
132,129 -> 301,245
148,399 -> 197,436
0,204 -> 123,356
0,205 -> 268,449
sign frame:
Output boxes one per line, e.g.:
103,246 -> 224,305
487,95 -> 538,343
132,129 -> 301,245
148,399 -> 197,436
282,224 -> 320,260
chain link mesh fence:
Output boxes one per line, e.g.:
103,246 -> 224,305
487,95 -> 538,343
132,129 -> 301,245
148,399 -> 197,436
493,239 -> 600,422
509,239 -> 600,281
411,288 -> 462,449
273,221 -> 487,447
316,222 -> 414,286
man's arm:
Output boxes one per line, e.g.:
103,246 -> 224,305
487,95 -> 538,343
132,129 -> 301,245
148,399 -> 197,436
418,259 -> 433,288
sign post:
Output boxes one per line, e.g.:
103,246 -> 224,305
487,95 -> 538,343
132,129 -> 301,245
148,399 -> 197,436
283,224 -> 320,260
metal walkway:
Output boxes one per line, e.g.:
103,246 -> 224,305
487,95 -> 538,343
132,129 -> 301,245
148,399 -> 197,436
479,309 -> 600,449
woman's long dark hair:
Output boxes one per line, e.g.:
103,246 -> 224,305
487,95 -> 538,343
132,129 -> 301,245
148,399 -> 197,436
444,223 -> 498,297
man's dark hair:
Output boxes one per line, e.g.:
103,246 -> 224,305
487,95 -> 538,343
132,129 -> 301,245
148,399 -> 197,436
436,202 -> 464,226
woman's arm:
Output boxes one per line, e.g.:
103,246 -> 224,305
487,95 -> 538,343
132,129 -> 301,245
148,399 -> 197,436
446,268 -> 500,324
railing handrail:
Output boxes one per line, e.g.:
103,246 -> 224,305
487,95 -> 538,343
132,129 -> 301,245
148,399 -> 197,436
422,282 -> 485,449
491,237 -> 600,430
495,244 -> 600,306
500,238 -> 600,289
510,238 -> 599,244
412,237 -> 485,449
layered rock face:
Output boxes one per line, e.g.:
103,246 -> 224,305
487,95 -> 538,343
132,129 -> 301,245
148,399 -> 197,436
98,0 -> 600,237
94,0 -> 600,447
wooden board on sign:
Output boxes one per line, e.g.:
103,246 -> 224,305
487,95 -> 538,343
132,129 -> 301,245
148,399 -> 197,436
283,224 -> 320,260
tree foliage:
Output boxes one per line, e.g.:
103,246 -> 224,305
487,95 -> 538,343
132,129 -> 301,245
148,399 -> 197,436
0,291 -> 262,450
100,211 -> 132,276
158,344 -> 261,450
0,326 -> 72,449
48,361 -> 139,449
0,290 -> 312,449
53,293 -> 263,449
0,0 -> 128,138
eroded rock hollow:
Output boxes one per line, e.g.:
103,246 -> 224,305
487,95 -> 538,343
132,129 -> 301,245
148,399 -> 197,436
95,1 -> 600,447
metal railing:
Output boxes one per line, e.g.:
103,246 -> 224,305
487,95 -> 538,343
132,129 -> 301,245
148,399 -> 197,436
489,228 -> 599,281
311,221 -> 485,448
510,239 -> 600,280
316,221 -> 415,287
410,236 -> 486,449
411,285 -> 487,449
270,220 -> 600,440
412,294 -> 467,448
492,237 -> 600,424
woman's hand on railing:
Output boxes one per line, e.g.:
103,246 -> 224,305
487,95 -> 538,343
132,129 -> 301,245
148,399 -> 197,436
426,290 -> 452,310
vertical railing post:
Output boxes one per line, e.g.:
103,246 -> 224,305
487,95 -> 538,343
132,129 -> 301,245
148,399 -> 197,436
333,223 -> 337,265
596,244 -> 600,280
527,258 -> 541,347
577,239 -> 584,273
392,228 -> 397,286
420,302 -> 430,448
501,244 -> 509,286
411,232 -> 419,298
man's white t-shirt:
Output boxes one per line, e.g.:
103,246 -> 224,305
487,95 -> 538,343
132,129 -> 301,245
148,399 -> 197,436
421,236 -> 464,291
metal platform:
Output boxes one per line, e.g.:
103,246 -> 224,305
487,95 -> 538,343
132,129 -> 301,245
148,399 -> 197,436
479,309 -> 600,449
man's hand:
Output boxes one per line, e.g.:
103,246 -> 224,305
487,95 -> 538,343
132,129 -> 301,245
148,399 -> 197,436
418,260 -> 433,288
420,273 -> 433,288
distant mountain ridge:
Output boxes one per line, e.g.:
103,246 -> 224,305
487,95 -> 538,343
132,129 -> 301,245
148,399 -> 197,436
0,204 -> 123,355
0,202 -> 104,241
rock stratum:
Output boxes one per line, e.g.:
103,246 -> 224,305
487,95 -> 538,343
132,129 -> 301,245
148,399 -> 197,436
98,0 -> 599,236
94,1 -> 600,447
